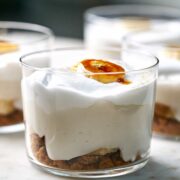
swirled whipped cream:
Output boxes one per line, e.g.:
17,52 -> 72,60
23,59 -> 156,161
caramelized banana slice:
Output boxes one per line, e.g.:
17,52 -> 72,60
0,99 -> 15,115
0,40 -> 19,54
163,44 -> 180,60
73,59 -> 130,84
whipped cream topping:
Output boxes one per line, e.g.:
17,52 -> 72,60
126,21 -> 180,45
85,18 -> 170,49
0,48 -> 22,108
0,51 -> 22,81
23,59 -> 156,161
157,74 -> 180,121
123,21 -> 180,73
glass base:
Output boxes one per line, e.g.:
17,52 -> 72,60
153,132 -> 180,141
29,156 -> 148,178
0,123 -> 24,134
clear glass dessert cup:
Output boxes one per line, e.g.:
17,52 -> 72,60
20,48 -> 158,178
84,4 -> 180,51
123,21 -> 180,140
0,21 -> 53,133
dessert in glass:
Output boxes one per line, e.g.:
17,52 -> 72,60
84,4 -> 180,51
123,21 -> 180,139
0,22 -> 53,133
20,48 -> 158,178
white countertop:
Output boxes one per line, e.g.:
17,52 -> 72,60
0,132 -> 179,180
0,37 -> 180,180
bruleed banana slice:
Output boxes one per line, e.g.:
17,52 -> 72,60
73,59 -> 130,84
0,40 -> 19,54
0,99 -> 15,115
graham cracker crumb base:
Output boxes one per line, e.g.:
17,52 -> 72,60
0,109 -> 23,126
153,103 -> 180,136
31,133 -> 140,171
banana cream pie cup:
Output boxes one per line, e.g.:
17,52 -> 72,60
84,4 -> 180,52
20,48 -> 158,178
0,22 -> 53,133
124,21 -> 180,139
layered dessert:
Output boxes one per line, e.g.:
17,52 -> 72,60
157,44 -> 180,136
123,22 -> 180,138
0,40 -> 23,126
155,45 -> 180,136
22,57 -> 156,171
153,70 -> 180,137
0,23 -> 52,130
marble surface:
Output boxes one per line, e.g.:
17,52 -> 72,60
0,132 -> 179,180
0,38 -> 180,180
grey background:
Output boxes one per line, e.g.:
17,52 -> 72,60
0,0 -> 180,38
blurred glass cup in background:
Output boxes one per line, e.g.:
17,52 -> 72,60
84,4 -> 180,51
0,22 -> 53,133
123,20 -> 180,140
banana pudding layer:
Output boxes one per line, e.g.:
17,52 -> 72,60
0,52 -> 22,97
22,59 -> 156,165
0,42 -> 21,96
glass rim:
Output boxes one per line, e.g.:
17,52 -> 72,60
85,4 -> 180,22
20,47 -> 159,75
0,21 -> 53,45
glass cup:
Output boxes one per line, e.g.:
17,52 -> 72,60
123,20 -> 180,140
0,21 -> 53,133
84,4 -> 180,51
20,48 -> 158,178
